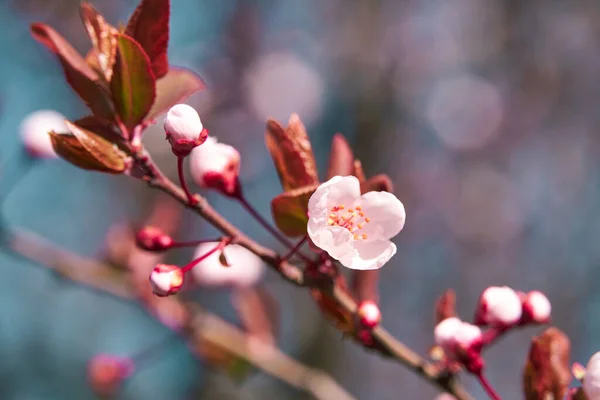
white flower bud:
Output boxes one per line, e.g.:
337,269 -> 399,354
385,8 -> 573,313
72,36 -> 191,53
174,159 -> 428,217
20,110 -> 67,158
474,286 -> 522,327
357,301 -> 381,328
149,264 -> 184,297
434,317 -> 462,350
584,352 -> 600,400
189,137 -> 241,196
434,318 -> 482,360
521,291 -> 551,324
164,104 -> 207,156
190,242 -> 265,288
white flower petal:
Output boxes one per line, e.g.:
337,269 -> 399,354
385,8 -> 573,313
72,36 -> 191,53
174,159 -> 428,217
191,243 -> 265,287
190,136 -> 240,184
358,191 -> 406,240
308,175 -> 361,214
339,240 -> 396,270
308,225 -> 356,260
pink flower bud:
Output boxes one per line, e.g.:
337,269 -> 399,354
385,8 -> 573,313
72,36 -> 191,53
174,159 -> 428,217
149,264 -> 184,297
87,354 -> 133,397
520,291 -> 551,324
135,226 -> 173,252
434,317 -> 483,373
474,286 -> 522,327
20,110 -> 67,158
164,104 -> 208,156
190,137 -> 241,196
191,242 -> 265,288
357,300 -> 381,328
584,352 -> 600,400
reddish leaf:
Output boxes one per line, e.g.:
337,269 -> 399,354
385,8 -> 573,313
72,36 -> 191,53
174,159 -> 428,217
80,3 -> 118,81
523,327 -> 571,400
353,160 -> 367,183
271,184 -> 318,237
435,289 -> 457,324
147,67 -> 206,120
327,134 -> 355,179
361,174 -> 393,193
265,114 -> 319,192
74,116 -> 129,152
125,0 -> 170,78
110,34 -> 156,131
31,23 -> 114,119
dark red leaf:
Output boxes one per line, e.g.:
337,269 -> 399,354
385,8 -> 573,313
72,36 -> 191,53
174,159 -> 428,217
125,0 -> 170,78
271,184 -> 318,237
147,67 -> 206,120
31,23 -> 114,119
361,174 -> 393,193
80,3 -> 118,81
110,34 -> 156,131
327,134 -> 355,179
74,116 -> 129,152
435,289 -> 457,324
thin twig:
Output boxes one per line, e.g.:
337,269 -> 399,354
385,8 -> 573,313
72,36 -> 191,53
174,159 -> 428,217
132,148 -> 474,400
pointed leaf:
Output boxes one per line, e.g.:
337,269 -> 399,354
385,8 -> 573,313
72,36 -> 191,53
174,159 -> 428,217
523,327 -> 571,400
125,0 -> 170,78
327,134 -> 355,179
271,184 -> 318,237
75,116 -> 129,152
49,132 -> 122,173
361,174 -> 393,194
147,67 -> 206,120
111,34 -> 156,130
80,3 -> 118,81
31,23 -> 114,119
353,160 -> 367,183
435,289 -> 457,324
265,114 -> 319,192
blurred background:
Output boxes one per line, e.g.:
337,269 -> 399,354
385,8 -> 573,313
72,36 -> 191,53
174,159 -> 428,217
0,0 -> 598,398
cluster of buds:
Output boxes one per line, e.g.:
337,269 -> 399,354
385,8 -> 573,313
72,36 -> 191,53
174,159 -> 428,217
87,354 -> 133,397
474,286 -> 551,328
434,317 -> 484,374
164,104 -> 208,156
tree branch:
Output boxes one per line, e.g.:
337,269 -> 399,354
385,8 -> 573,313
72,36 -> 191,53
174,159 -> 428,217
133,148 -> 474,400
3,226 -> 356,400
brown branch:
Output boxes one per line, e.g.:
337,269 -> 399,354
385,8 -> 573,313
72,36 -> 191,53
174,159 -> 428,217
133,148 -> 474,400
5,226 -> 355,400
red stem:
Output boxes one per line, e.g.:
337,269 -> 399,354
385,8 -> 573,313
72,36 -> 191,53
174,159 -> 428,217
476,373 -> 501,400
177,156 -> 197,205
181,239 -> 229,273
237,196 -> 311,263
281,235 -> 308,262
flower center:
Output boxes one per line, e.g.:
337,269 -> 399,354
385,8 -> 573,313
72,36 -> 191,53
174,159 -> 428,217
327,204 -> 371,240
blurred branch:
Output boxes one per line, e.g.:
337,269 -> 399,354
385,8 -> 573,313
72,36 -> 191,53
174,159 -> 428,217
133,148 -> 474,400
2,226 -> 356,400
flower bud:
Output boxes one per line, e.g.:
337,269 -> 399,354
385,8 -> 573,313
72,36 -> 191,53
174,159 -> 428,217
190,137 -> 241,196
584,352 -> 600,400
520,291 -> 551,324
434,318 -> 483,373
356,300 -> 381,328
164,104 -> 208,156
149,264 -> 184,297
87,354 -> 133,397
474,286 -> 522,328
135,226 -> 173,252
20,110 -> 67,158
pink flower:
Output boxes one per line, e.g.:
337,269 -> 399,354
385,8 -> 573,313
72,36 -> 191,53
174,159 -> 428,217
584,352 -> 600,400
189,137 -> 241,196
87,354 -> 133,397
164,104 -> 208,156
307,176 -> 406,270
474,286 -> 522,327
357,300 -> 381,328
190,242 -> 265,287
520,291 -> 551,324
20,110 -> 67,158
149,264 -> 184,297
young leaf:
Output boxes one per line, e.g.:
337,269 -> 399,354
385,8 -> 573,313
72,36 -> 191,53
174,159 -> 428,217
75,116 -> 129,152
125,0 -> 170,78
30,23 -> 114,119
361,174 -> 393,194
48,120 -> 129,173
147,67 -> 206,120
353,160 -> 367,183
265,114 -> 319,192
271,184 -> 318,237
80,3 -> 118,81
523,327 -> 571,400
327,134 -> 355,179
435,289 -> 457,324
110,34 -> 156,131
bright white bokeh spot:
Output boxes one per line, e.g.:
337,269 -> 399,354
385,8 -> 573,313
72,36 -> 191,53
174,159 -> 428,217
244,52 -> 324,124
426,74 -> 504,151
